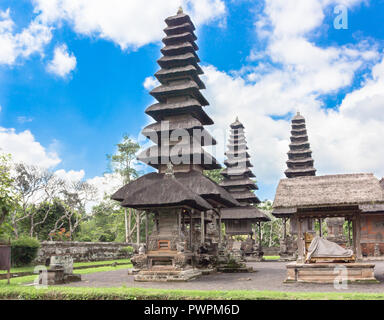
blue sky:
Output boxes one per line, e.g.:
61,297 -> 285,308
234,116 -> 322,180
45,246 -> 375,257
1,0 -> 384,202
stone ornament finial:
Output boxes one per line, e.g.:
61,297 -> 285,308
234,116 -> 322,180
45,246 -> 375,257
177,6 -> 183,14
164,162 -> 175,178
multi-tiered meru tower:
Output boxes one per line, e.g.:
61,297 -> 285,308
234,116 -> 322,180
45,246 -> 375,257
138,6 -> 219,173
285,112 -> 316,178
285,113 -> 346,245
220,118 -> 269,258
112,8 -> 239,282
273,112 -> 317,259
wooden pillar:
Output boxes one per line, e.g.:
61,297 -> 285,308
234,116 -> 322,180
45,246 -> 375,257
318,218 -> 322,237
178,210 -> 182,238
145,212 -> 149,252
297,217 -> 304,263
283,218 -> 287,241
258,222 -> 262,252
352,216 -> 357,255
201,211 -> 205,244
348,219 -> 351,246
124,208 -> 128,243
136,211 -> 140,245
190,211 -> 193,251
355,213 -> 362,260
218,209 -> 222,246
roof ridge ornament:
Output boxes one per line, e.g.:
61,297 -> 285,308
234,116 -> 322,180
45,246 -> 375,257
177,6 -> 183,14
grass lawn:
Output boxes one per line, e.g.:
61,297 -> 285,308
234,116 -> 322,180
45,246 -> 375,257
263,256 -> 280,260
0,263 -> 132,286
0,259 -> 132,275
0,264 -> 384,300
1,283 -> 384,300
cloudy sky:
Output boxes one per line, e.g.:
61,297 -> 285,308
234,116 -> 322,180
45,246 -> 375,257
1,0 -> 384,202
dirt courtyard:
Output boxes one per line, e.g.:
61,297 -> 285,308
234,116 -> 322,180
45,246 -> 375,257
62,261 -> 384,293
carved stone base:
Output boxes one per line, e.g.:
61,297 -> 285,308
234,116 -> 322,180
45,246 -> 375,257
285,262 -> 378,283
39,268 -> 82,285
134,268 -> 202,282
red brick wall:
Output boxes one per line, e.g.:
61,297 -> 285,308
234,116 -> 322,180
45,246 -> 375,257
360,214 -> 384,256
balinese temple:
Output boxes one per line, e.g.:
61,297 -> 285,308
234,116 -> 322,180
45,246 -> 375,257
111,8 -> 240,282
220,118 -> 270,258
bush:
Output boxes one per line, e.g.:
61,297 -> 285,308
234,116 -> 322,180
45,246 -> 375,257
119,246 -> 134,257
11,237 -> 40,266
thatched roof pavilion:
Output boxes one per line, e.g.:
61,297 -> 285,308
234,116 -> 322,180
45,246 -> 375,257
272,173 -> 384,262
273,173 -> 384,215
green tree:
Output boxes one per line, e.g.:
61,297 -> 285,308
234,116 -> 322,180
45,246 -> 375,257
77,199 -> 126,242
0,153 -> 16,238
18,199 -> 74,241
203,169 -> 223,184
107,135 -> 140,184
107,135 -> 142,243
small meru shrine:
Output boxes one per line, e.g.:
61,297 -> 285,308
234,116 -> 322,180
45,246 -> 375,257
220,118 -> 269,258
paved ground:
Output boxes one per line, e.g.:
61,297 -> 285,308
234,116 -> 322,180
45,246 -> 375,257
63,261 -> 384,293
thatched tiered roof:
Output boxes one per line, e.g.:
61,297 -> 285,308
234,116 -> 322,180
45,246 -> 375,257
219,118 -> 269,223
285,112 -> 316,178
119,175 -> 213,211
221,206 -> 270,222
220,118 -> 260,204
111,9 -> 242,212
137,8 -> 220,171
111,170 -> 240,209
272,173 -> 384,217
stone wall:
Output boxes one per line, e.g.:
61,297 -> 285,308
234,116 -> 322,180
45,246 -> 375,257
263,247 -> 280,256
34,241 -> 135,264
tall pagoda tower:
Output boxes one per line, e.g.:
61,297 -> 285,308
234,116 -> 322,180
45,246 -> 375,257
111,8 -> 239,282
220,118 -> 269,256
138,6 -> 220,173
285,112 -> 316,178
221,118 -> 259,205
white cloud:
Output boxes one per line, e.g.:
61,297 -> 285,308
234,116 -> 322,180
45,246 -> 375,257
47,44 -> 77,77
32,0 -> 226,50
0,127 -> 61,168
143,76 -> 159,91
0,8 -> 52,65
55,168 -> 85,182
200,0 -> 384,196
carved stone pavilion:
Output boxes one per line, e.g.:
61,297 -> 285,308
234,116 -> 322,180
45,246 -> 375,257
220,118 -> 269,259
111,8 -> 240,282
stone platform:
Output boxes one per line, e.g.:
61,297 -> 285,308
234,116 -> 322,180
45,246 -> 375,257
285,262 -> 378,283
134,267 -> 202,282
